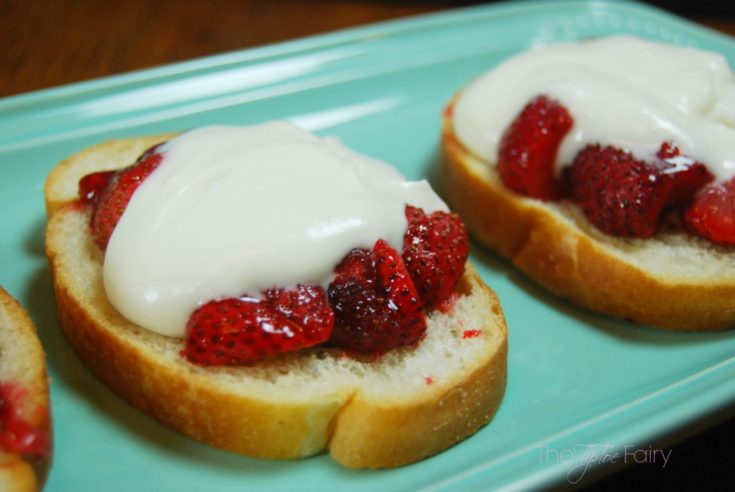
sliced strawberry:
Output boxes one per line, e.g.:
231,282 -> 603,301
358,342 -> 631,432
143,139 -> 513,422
565,144 -> 674,238
263,284 -> 334,334
656,141 -> 714,205
88,143 -> 166,250
497,95 -> 573,200
0,382 -> 50,459
328,240 -> 426,353
373,239 -> 424,325
330,247 -> 373,284
184,285 -> 332,366
683,178 -> 735,246
79,170 -> 115,204
402,205 -> 468,309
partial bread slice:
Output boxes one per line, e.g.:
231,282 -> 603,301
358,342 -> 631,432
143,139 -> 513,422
0,288 -> 52,491
440,105 -> 735,331
44,137 -> 507,468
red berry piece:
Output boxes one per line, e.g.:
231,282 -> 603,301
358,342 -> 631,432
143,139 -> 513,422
656,142 -> 714,205
78,170 -> 116,204
684,178 -> 735,247
263,284 -> 334,334
497,95 -> 573,200
328,240 -> 426,353
185,287 -> 332,366
0,382 -> 50,459
565,144 -> 674,238
331,247 -> 374,285
88,143 -> 166,250
373,239 -> 424,323
402,205 -> 468,309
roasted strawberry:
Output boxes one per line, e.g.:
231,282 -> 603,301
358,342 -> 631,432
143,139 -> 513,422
328,240 -> 425,353
402,205 -> 468,309
656,142 -> 714,205
497,95 -> 573,200
565,144 -> 674,238
185,285 -> 332,366
89,143 -> 165,250
684,178 -> 735,247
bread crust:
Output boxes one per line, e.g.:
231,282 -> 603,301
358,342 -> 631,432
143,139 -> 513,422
0,287 -> 52,490
0,453 -> 37,492
329,288 -> 507,468
440,106 -> 735,331
44,136 -> 508,468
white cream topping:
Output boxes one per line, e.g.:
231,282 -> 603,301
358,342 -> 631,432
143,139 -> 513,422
103,122 -> 447,337
452,36 -> 735,181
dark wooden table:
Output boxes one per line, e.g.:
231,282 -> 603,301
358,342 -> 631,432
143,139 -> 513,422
3,0 -> 735,490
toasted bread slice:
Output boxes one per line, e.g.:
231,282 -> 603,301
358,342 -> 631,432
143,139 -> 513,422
44,136 -> 508,468
440,105 -> 735,331
0,288 -> 52,491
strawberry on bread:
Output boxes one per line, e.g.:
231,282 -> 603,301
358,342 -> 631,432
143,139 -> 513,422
328,239 -> 426,353
45,123 -> 507,467
0,288 -> 52,492
440,35 -> 735,331
684,179 -> 735,247
184,283 -> 334,366
562,142 -> 715,239
497,95 -> 572,201
403,205 -> 469,309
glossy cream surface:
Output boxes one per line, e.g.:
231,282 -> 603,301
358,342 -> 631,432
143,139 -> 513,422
103,122 -> 447,337
453,36 -> 735,181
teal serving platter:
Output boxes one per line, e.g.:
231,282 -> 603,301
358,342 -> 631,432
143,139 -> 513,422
1,1 -> 734,490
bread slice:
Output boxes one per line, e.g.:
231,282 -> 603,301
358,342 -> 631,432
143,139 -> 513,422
0,288 -> 52,491
44,136 -> 508,468
440,104 -> 735,331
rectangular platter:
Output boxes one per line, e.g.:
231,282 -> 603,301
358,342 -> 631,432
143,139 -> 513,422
1,1 -> 734,490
